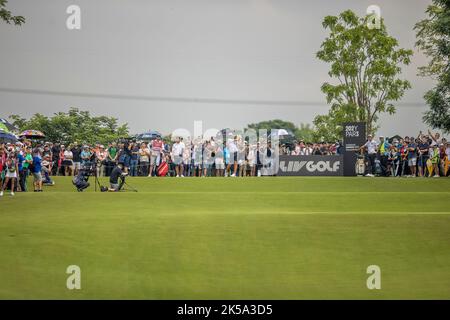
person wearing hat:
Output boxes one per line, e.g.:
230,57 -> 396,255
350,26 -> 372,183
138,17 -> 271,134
80,145 -> 91,165
96,144 -> 108,177
171,137 -> 185,177
378,136 -> 391,176
359,134 -> 378,177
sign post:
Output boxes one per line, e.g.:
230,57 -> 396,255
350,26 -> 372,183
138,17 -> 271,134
343,122 -> 366,176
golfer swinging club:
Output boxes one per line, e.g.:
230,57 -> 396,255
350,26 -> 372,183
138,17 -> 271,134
108,162 -> 128,192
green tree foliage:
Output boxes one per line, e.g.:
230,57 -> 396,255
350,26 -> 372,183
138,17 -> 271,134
9,108 -> 129,145
246,119 -> 315,142
415,0 -> 450,133
0,0 -> 25,25
247,119 -> 297,133
314,10 -> 413,140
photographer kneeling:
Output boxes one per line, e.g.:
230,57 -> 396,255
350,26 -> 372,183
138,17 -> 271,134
108,162 -> 128,192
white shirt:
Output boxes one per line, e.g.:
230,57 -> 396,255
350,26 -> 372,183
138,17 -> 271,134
64,150 -> 73,160
228,140 -> 238,153
364,140 -> 378,154
139,148 -> 150,162
304,147 -> 313,155
172,142 -> 185,156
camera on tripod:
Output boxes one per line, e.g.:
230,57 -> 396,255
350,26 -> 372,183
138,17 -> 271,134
72,160 -> 101,192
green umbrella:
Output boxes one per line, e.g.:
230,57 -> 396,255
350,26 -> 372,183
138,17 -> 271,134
0,122 -> 9,133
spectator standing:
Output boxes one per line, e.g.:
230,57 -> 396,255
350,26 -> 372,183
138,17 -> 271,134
96,145 -> 108,177
215,145 -> 225,177
16,150 -> 25,192
172,137 -> 185,177
378,136 -> 390,176
32,150 -> 43,192
407,137 -> 418,177
51,142 -> 61,176
63,145 -> 74,176
138,143 -> 150,176
80,145 -> 91,165
0,152 -> 19,196
71,143 -> 82,175
417,136 -> 430,177
129,142 -> 139,177
430,144 -> 440,177
21,147 -> 33,192
227,136 -> 239,177
106,142 -> 118,176
120,141 -> 132,174
149,136 -> 164,177
360,134 -> 378,177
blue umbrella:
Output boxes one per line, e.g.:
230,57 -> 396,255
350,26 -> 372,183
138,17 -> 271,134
137,131 -> 162,140
0,130 -> 18,143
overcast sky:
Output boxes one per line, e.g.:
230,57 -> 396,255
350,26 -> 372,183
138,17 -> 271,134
0,0 -> 437,137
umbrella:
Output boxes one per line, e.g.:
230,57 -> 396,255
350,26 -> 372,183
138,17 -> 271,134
0,130 -> 18,143
0,118 -> 18,132
137,130 -> 162,140
19,129 -> 46,139
0,122 -> 9,133
274,129 -> 290,136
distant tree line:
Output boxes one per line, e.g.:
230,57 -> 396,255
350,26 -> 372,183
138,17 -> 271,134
9,108 -> 129,145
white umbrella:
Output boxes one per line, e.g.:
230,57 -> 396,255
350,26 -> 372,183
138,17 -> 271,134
272,129 -> 289,136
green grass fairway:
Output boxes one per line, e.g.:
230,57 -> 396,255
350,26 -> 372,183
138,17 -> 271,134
1,177 -> 449,299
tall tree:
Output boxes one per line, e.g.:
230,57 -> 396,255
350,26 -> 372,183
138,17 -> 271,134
0,0 -> 25,25
9,108 -> 129,145
415,0 -> 450,133
315,10 -> 413,138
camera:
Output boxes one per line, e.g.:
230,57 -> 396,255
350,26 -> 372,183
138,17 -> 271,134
72,161 -> 98,192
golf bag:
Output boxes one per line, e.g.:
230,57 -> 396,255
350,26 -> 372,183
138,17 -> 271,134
355,154 -> 366,176
157,161 -> 169,177
374,158 -> 382,176
389,155 -> 400,177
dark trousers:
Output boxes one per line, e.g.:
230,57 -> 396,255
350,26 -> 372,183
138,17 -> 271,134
104,161 -> 115,177
139,161 -> 149,176
366,153 -> 376,175
19,169 -> 28,191
380,155 -> 388,176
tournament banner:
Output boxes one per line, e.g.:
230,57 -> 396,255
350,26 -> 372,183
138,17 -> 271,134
343,122 -> 366,152
343,122 -> 366,176
278,155 -> 344,176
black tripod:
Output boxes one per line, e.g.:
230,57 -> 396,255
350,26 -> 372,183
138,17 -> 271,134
93,172 -> 103,192
118,177 -> 138,192
90,161 -> 104,192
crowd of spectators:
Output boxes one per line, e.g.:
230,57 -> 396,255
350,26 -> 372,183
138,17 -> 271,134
1,129 -> 448,195
358,130 -> 449,177
280,141 -> 341,156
